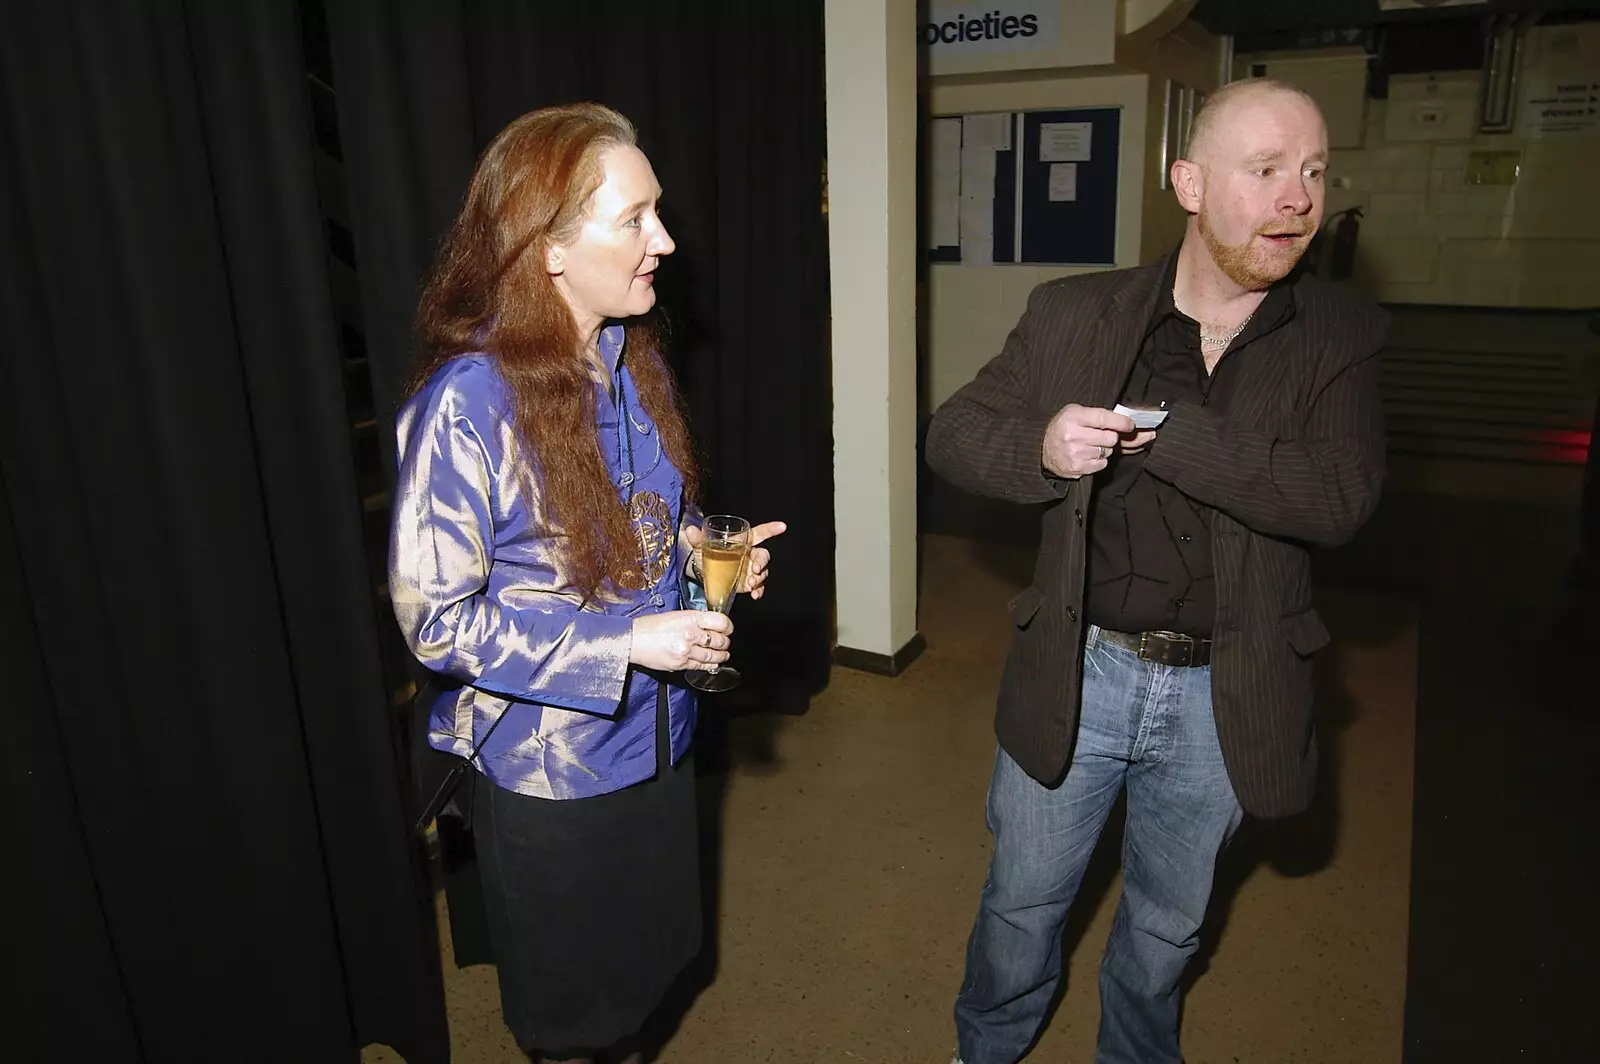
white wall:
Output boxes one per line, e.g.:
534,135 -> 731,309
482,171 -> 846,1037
1333,92 -> 1600,308
1116,18 -> 1225,263
1281,22 -> 1600,309
1236,48 -> 1372,149
826,0 -> 921,661
924,73 -> 1150,412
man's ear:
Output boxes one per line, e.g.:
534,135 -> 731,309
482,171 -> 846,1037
1171,158 -> 1203,214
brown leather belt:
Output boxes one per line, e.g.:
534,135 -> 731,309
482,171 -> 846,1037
1096,627 -> 1212,668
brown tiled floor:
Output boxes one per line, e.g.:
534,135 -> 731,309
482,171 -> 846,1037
365,534 -> 1417,1063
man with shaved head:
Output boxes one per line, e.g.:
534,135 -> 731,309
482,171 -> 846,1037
928,78 -> 1388,1063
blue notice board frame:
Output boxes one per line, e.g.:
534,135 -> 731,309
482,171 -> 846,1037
1010,107 -> 1120,266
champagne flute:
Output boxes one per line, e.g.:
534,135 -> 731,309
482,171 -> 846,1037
684,515 -> 750,693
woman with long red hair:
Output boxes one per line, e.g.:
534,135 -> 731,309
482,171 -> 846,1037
389,103 -> 784,1063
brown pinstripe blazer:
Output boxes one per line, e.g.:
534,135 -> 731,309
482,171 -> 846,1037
924,254 -> 1389,818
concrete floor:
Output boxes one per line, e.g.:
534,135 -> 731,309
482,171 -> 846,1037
365,535 -> 1418,1064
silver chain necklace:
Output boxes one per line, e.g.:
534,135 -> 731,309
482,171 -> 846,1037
1200,314 -> 1253,350
1176,287 -> 1257,351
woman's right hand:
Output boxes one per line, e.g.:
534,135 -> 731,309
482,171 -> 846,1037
630,610 -> 733,672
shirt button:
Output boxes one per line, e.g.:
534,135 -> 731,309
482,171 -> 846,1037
1074,508 -> 1084,525
1179,534 -> 1193,543
651,594 -> 665,607
1174,598 -> 1186,609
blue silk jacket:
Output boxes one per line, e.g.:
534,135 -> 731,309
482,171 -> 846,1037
388,325 -> 700,799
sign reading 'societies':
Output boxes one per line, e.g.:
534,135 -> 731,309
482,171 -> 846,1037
919,1 -> 1059,56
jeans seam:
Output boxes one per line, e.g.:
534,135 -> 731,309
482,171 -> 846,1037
1129,661 -> 1160,762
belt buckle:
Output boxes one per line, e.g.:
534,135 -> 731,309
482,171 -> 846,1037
1155,630 -> 1195,667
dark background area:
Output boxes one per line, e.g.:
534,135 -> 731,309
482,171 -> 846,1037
1,2 -> 829,1061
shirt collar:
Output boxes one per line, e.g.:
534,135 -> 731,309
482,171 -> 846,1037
599,323 -> 627,375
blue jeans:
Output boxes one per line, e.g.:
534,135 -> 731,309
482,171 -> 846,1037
954,626 -> 1244,1064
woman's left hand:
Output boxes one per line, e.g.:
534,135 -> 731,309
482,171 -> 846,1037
737,520 -> 787,599
685,520 -> 787,600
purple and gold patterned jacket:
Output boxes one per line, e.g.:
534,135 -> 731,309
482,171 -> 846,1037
389,325 -> 701,799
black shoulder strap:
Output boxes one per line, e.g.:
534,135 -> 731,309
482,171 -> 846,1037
413,693 -> 515,835
412,667 -> 662,835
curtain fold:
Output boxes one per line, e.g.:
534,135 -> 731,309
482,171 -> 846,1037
2,2 -> 829,1058
0,3 -> 447,1060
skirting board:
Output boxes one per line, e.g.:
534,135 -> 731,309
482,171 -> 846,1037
832,633 -> 928,677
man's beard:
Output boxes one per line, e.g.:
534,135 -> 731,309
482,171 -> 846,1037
1199,209 -> 1314,290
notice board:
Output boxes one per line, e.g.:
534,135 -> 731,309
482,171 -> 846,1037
925,105 -> 1120,266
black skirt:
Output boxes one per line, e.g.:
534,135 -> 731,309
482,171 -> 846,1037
471,685 -> 702,1053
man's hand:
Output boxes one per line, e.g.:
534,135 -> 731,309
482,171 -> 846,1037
1119,429 -> 1158,455
1042,405 -> 1138,479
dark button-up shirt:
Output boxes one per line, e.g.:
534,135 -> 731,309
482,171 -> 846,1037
1085,259 -> 1295,637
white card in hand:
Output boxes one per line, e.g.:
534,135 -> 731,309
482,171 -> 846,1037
1114,403 -> 1169,430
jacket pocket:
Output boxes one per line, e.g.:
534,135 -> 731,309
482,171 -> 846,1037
1282,607 -> 1332,656
1007,586 -> 1045,629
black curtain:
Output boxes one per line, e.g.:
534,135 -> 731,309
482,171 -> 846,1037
0,4 -> 446,1062
325,0 -> 835,711
2,1 -> 829,1059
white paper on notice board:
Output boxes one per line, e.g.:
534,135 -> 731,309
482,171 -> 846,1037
1040,121 -> 1092,162
1047,162 -> 1078,201
958,143 -> 997,265
927,117 -> 962,248
964,112 -> 1012,152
